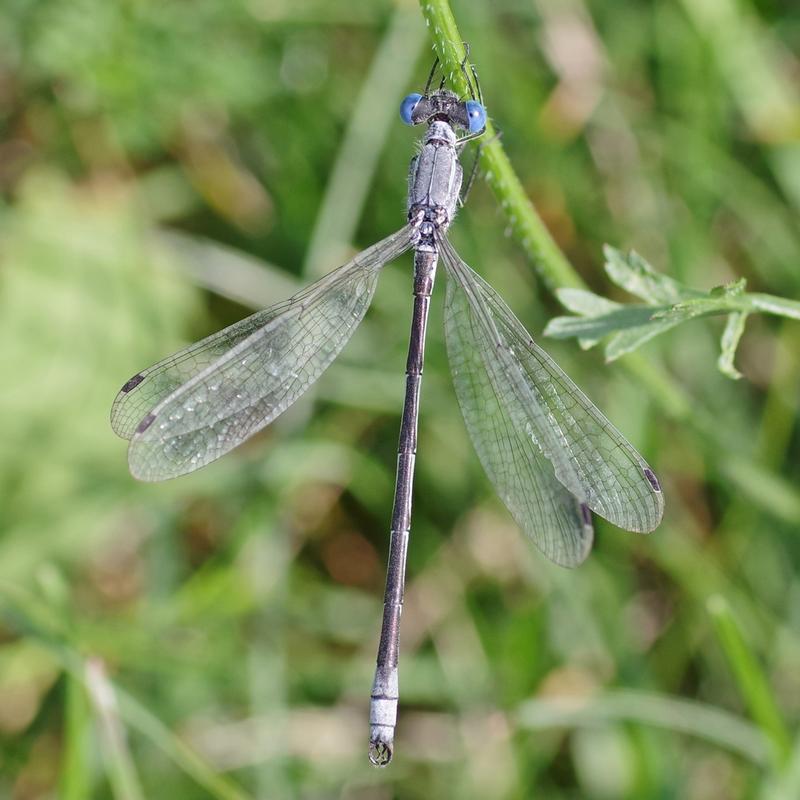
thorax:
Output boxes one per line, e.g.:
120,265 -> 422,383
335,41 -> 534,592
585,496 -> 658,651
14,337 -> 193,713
407,121 -> 463,251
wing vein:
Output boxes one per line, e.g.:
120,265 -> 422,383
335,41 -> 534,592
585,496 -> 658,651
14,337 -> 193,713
439,233 -> 662,549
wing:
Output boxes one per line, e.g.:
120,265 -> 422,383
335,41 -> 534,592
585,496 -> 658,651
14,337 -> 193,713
440,236 -> 663,552
445,272 -> 594,566
114,226 -> 414,481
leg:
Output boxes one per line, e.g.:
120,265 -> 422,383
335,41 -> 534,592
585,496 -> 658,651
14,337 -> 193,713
458,43 -> 478,102
423,55 -> 440,97
458,130 -> 502,205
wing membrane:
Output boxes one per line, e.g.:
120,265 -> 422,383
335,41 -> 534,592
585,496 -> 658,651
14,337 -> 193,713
445,273 -> 594,566
112,308 -> 285,440
116,227 -> 414,481
440,236 -> 663,544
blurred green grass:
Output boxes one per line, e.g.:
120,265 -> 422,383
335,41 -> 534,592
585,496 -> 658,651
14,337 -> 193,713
1,0 -> 799,797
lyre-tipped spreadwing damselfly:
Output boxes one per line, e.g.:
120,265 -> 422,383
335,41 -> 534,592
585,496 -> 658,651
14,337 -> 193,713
111,55 -> 664,767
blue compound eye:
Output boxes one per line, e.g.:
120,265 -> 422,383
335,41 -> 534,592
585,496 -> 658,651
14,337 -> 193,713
400,93 -> 422,125
465,100 -> 487,133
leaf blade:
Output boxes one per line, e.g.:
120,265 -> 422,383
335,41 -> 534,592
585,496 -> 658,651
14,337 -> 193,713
718,312 -> 748,380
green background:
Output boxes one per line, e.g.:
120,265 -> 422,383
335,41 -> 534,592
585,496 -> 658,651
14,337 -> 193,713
1,0 -> 799,797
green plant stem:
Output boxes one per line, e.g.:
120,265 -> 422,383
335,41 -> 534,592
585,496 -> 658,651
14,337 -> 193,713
746,293 -> 800,320
418,0 -> 585,291
416,0 -> 696,415
661,292 -> 800,322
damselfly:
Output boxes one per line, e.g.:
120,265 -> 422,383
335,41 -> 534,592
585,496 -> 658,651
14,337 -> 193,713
111,56 -> 664,767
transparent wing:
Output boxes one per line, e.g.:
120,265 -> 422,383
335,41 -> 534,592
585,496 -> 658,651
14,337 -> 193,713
440,236 -> 663,545
445,274 -> 594,566
116,226 -> 414,481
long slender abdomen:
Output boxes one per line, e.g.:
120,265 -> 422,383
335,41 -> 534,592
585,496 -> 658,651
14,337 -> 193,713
368,249 -> 438,766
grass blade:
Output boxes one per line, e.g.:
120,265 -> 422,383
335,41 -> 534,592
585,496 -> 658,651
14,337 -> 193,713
85,658 -> 146,800
707,595 -> 792,768
60,672 -> 94,800
517,688 -> 769,764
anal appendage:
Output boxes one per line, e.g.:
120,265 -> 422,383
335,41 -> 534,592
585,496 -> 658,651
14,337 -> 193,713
368,664 -> 398,767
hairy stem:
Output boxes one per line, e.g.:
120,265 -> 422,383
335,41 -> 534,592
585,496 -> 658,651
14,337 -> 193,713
419,0 -> 585,291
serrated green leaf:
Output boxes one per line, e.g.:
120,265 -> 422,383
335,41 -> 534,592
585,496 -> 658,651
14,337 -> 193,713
555,288 -> 620,315
603,245 -> 696,304
544,306 -> 661,341
718,312 -> 748,380
604,318 -> 685,361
